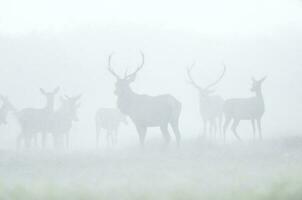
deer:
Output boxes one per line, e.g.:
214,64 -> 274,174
48,95 -> 81,149
107,51 -> 182,147
223,77 -> 266,141
16,87 -> 60,149
186,63 -> 226,139
95,108 -> 128,147
0,95 -> 16,126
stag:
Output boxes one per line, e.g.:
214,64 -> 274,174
186,63 -> 225,139
107,51 -> 182,146
223,77 -> 266,141
16,87 -> 60,148
95,108 -> 128,147
48,95 -> 81,148
0,95 -> 15,126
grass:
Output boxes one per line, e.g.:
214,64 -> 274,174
0,137 -> 302,200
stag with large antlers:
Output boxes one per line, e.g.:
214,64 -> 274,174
107,51 -> 182,147
187,63 -> 225,139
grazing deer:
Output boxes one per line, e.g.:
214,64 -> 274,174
49,95 -> 81,148
95,108 -> 128,147
186,63 -> 225,139
0,95 -> 15,126
16,87 -> 60,148
223,77 -> 266,141
107,51 -> 182,147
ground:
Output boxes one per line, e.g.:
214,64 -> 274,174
0,137 -> 302,200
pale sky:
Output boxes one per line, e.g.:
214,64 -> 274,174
1,0 -> 302,36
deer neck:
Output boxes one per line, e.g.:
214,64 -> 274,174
255,89 -> 265,108
44,100 -> 55,112
117,88 -> 137,115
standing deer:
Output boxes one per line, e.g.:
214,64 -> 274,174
223,77 -> 266,141
49,95 -> 81,148
107,51 -> 182,147
186,63 -> 226,139
0,95 -> 15,126
95,108 -> 128,147
16,87 -> 60,148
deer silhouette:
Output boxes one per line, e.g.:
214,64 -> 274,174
107,51 -> 182,147
16,87 -> 60,148
186,63 -> 226,139
48,95 -> 81,148
0,95 -> 15,126
95,108 -> 128,147
223,77 -> 266,141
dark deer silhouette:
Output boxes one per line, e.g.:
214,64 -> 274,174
16,87 -> 60,148
49,95 -> 81,148
223,77 -> 266,141
95,108 -> 128,147
187,63 -> 225,139
107,51 -> 182,146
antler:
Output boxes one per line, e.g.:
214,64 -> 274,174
125,51 -> 145,80
107,53 -> 121,80
186,62 -> 202,90
205,63 -> 226,89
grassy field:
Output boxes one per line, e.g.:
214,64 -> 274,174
0,137 -> 302,200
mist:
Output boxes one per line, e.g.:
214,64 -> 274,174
0,0 -> 302,199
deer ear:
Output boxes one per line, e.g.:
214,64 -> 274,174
53,87 -> 60,94
40,88 -> 46,95
260,76 -> 267,82
126,74 -> 137,83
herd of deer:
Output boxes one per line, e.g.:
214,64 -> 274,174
0,51 -> 266,149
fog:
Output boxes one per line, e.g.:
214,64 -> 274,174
0,0 -> 302,199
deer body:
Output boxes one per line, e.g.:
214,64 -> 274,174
48,95 -> 81,148
95,108 -> 127,147
107,51 -> 182,146
223,77 -> 266,140
16,88 -> 59,148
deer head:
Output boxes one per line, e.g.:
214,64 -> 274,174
40,87 -> 60,110
0,95 -> 15,112
60,95 -> 81,122
107,51 -> 145,97
187,63 -> 226,98
251,76 -> 266,93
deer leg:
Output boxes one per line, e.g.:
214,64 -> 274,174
42,133 -> 46,148
96,125 -> 100,148
203,119 -> 208,139
96,130 -> 100,148
251,120 -> 256,140
231,119 -> 241,141
66,132 -> 70,149
257,119 -> 262,140
160,125 -> 171,146
113,129 -> 118,146
223,116 -> 231,143
16,134 -> 23,150
218,115 -> 223,137
170,121 -> 181,147
106,131 -> 111,147
212,119 -> 217,140
25,135 -> 31,149
136,126 -> 147,147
